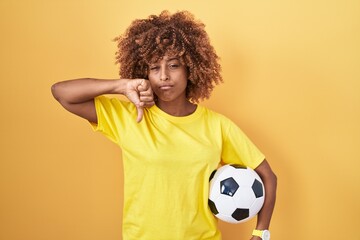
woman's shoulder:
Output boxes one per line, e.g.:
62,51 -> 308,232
201,105 -> 231,122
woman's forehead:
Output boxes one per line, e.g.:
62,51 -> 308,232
149,54 -> 181,64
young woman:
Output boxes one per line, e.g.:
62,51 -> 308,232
51,10 -> 277,240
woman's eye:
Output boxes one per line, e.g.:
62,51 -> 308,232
150,66 -> 159,71
169,64 -> 179,69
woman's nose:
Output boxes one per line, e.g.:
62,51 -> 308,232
160,68 -> 169,81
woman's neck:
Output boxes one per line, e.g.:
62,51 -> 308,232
156,99 -> 197,117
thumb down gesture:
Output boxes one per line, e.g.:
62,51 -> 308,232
125,79 -> 155,122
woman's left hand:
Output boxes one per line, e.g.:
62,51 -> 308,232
250,236 -> 261,240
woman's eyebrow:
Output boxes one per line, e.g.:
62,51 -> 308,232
149,57 -> 180,65
167,57 -> 179,61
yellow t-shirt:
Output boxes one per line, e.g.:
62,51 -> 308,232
92,96 -> 265,240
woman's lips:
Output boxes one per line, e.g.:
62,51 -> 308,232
159,85 -> 173,90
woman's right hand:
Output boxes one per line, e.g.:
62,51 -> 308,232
124,79 -> 155,122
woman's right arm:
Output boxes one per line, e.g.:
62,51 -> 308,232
51,78 -> 154,123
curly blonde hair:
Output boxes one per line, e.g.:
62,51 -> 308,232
114,10 -> 222,103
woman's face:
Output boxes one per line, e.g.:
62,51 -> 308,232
147,55 -> 188,104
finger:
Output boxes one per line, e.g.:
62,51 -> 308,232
142,101 -> 155,108
139,90 -> 152,96
136,106 -> 144,123
137,79 -> 147,91
142,85 -> 153,96
139,95 -> 154,102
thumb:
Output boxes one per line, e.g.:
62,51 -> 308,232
136,105 -> 144,123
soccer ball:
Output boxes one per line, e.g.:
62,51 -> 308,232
208,164 -> 265,224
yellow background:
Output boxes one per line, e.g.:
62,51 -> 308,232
0,0 -> 359,239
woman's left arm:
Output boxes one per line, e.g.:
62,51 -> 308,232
251,159 -> 277,240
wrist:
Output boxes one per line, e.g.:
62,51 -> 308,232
252,229 -> 270,240
113,79 -> 129,95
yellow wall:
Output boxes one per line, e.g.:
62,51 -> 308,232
0,0 -> 359,239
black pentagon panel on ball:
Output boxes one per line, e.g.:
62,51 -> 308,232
252,179 -> 264,198
230,164 -> 246,169
220,177 -> 239,196
208,199 -> 219,214
231,208 -> 249,221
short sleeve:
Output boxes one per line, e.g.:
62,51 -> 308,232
221,118 -> 265,169
90,96 -> 137,145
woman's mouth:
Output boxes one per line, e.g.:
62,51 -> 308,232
159,85 -> 173,90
